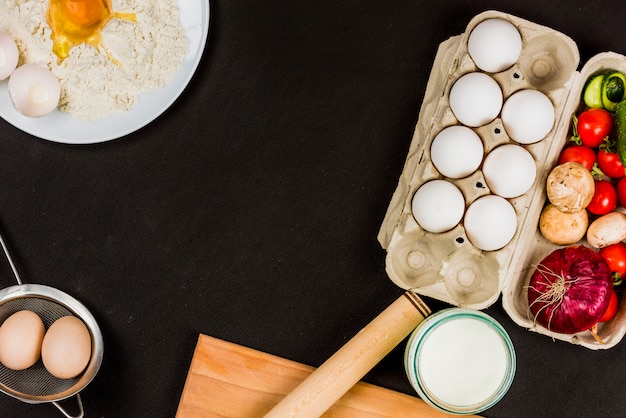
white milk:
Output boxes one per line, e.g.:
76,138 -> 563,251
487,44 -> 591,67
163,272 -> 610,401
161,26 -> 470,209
404,308 -> 515,414
418,316 -> 508,406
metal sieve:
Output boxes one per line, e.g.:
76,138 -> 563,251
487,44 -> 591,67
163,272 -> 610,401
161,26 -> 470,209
0,233 -> 104,418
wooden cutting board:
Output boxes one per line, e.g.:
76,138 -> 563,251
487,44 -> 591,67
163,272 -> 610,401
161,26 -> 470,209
176,334 -> 481,417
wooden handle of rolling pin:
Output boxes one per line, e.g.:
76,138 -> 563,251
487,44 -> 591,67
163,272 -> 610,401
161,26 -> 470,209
263,291 -> 431,418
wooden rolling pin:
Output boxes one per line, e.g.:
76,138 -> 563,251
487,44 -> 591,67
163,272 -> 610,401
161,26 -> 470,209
263,291 -> 431,418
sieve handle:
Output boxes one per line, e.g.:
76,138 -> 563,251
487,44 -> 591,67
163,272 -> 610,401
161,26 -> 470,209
52,393 -> 84,418
0,231 -> 22,285
263,291 -> 430,418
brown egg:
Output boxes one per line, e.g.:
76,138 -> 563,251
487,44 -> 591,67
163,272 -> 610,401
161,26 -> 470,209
0,310 -> 46,370
41,316 -> 92,379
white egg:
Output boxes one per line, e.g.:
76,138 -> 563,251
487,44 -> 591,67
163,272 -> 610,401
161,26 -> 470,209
483,144 -> 536,198
430,126 -> 484,179
449,72 -> 503,127
412,180 -> 465,233
8,63 -> 60,118
0,31 -> 19,80
464,195 -> 517,251
468,18 -> 522,73
501,89 -> 555,144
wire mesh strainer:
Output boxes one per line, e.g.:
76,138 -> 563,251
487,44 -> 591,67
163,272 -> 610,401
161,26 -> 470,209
0,233 -> 103,418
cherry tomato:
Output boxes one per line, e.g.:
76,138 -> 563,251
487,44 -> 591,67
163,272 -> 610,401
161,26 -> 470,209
586,179 -> 617,215
558,145 -> 596,171
576,108 -> 613,148
618,177 -> 626,208
598,290 -> 618,323
597,149 -> 626,178
599,242 -> 626,279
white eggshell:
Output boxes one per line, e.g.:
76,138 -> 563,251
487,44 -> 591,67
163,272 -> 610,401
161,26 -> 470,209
41,316 -> 92,379
0,31 -> 19,80
464,195 -> 517,251
8,63 -> 60,118
468,18 -> 522,73
483,144 -> 537,198
412,180 -> 465,233
449,72 -> 503,127
430,126 -> 484,179
501,89 -> 555,144
0,310 -> 45,370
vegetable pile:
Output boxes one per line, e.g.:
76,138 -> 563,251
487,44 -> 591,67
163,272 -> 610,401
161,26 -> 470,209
541,69 -> 626,255
532,70 -> 626,339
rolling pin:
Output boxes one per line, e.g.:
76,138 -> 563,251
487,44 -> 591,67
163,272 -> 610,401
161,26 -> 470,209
263,290 -> 431,418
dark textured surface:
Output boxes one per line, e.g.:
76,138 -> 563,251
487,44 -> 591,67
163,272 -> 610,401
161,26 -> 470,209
1,1 -> 625,417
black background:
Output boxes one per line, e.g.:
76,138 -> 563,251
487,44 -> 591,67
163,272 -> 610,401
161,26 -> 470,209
1,1 -> 625,417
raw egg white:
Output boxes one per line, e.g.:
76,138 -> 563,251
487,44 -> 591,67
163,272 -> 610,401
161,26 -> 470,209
0,310 -> 46,371
467,18 -> 522,73
47,0 -> 136,61
483,144 -> 537,198
412,180 -> 465,233
430,126 -> 484,179
0,31 -> 19,80
8,64 -> 61,117
501,89 -> 555,144
464,195 -> 517,251
449,72 -> 503,127
42,316 -> 92,379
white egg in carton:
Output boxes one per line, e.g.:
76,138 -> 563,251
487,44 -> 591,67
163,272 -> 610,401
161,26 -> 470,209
378,10 -> 626,349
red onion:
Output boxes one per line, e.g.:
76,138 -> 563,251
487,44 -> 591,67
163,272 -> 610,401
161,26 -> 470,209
527,246 -> 613,334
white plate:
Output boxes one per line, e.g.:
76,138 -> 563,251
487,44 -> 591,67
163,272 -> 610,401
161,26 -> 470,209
0,0 -> 210,144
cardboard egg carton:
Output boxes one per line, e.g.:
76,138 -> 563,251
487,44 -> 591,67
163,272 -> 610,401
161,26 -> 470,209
378,10 -> 626,349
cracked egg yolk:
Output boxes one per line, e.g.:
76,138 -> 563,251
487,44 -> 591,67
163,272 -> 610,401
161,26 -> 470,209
46,0 -> 136,61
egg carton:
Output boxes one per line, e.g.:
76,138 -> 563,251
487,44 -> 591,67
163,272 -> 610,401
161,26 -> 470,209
378,10 -> 626,349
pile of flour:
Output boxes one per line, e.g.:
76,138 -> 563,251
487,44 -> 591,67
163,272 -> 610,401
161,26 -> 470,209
0,0 -> 189,121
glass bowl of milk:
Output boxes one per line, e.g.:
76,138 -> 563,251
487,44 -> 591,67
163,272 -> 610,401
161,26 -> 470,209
404,308 -> 515,414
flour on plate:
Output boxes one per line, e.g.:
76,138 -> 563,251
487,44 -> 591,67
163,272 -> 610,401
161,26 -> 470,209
0,0 -> 189,121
